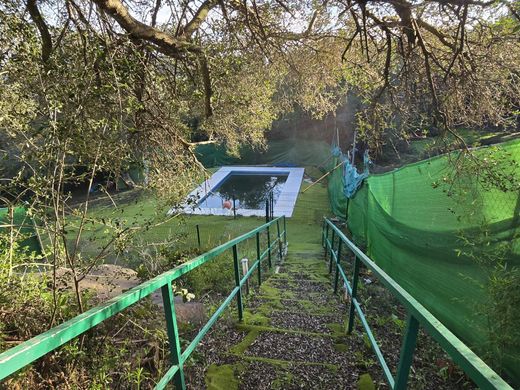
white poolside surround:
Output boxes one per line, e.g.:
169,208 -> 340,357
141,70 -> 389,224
180,166 -> 304,217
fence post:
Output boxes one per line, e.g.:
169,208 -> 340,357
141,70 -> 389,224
394,315 -> 420,390
334,240 -> 342,294
265,199 -> 269,223
196,224 -> 201,248
241,258 -> 250,295
266,225 -> 272,268
256,232 -> 261,286
324,223 -> 330,258
233,245 -> 244,321
270,192 -> 274,220
161,283 -> 186,390
276,219 -> 283,263
347,256 -> 360,334
283,215 -> 287,246
329,230 -> 336,273
321,220 -> 325,247
232,195 -> 236,219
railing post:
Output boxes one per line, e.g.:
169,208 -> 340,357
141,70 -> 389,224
233,245 -> 244,321
256,232 -> 261,286
324,223 -> 330,258
196,224 -> 201,248
272,193 -> 274,220
266,225 -> 272,268
347,255 -> 360,334
329,230 -> 336,273
321,220 -> 325,247
276,219 -> 283,263
394,315 -> 420,390
241,258 -> 250,295
283,215 -> 287,246
161,283 -> 186,390
333,240 -> 342,294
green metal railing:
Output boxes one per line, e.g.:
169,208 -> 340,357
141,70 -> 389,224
322,218 -> 512,390
0,216 -> 287,389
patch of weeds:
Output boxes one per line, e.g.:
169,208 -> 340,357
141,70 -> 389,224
353,351 -> 376,371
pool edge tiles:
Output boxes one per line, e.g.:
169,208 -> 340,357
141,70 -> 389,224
178,166 -> 305,218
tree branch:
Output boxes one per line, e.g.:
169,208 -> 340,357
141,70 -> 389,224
180,0 -> 219,38
26,0 -> 53,63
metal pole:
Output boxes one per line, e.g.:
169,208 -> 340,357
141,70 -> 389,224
283,215 -> 287,246
266,225 -> 272,268
394,315 -> 420,390
270,192 -> 274,219
321,220 -> 325,247
241,258 -> 250,295
256,232 -> 261,286
233,245 -> 243,321
276,219 -> 283,263
324,223 -> 330,258
347,256 -> 360,333
161,283 -> 186,389
329,230 -> 336,273
232,195 -> 236,219
196,224 -> 201,248
265,199 -> 269,223
334,240 -> 342,294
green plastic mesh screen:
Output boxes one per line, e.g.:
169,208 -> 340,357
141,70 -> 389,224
0,207 -> 41,254
328,139 -> 520,385
196,139 -> 331,167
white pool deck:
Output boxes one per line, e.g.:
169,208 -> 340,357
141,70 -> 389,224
179,166 -> 304,217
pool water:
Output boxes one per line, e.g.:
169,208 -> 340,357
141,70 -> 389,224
198,174 -> 288,210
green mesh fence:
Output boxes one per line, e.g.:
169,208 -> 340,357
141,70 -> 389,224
196,139 -> 331,167
0,207 -> 41,254
328,139 -> 520,385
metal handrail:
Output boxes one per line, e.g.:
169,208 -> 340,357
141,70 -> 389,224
0,216 -> 287,389
322,218 -> 511,390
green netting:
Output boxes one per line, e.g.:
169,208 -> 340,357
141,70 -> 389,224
328,139 -> 520,385
0,207 -> 41,254
196,139 -> 331,167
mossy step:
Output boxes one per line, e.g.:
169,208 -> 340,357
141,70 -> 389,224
242,331 -> 356,365
206,356 -> 369,390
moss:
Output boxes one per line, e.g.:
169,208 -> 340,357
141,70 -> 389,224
272,371 -> 294,389
242,309 -> 270,326
258,283 -> 294,301
229,330 -> 260,354
334,343 -> 349,352
327,323 -> 346,338
357,373 -> 375,390
205,364 -> 242,390
235,324 -> 327,338
239,355 -> 338,371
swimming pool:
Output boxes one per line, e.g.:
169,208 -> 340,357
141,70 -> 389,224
180,166 -> 304,217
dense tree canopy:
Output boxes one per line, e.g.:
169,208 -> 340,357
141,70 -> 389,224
2,1 -> 519,172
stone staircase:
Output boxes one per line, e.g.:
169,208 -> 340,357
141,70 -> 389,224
197,245 -> 379,390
